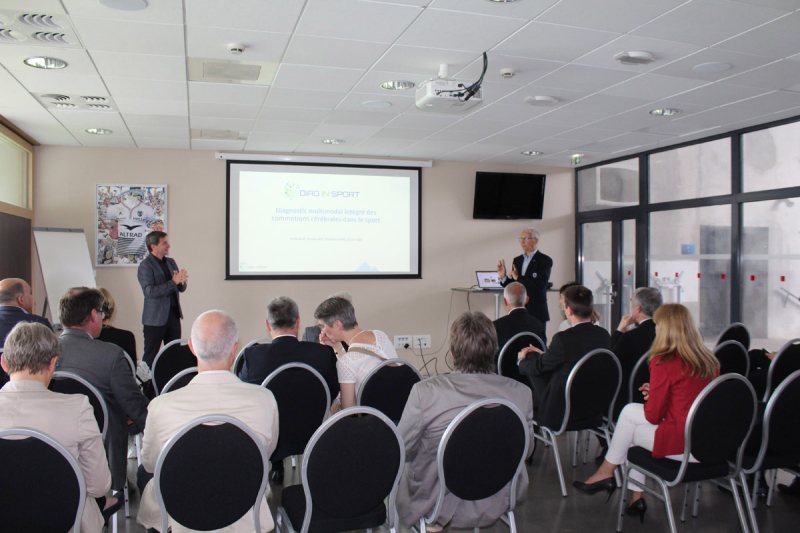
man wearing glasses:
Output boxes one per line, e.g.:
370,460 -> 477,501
498,228 -> 553,342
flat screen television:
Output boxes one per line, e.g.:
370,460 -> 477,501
472,172 -> 546,219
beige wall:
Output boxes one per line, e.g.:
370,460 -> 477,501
33,145 -> 574,370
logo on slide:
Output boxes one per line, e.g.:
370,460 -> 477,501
285,181 -> 300,200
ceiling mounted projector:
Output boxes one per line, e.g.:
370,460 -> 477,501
415,62 -> 484,113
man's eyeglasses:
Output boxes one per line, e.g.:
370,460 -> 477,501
99,302 -> 110,316
518,237 -> 536,242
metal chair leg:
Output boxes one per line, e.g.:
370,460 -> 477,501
656,476 -> 678,533
291,455 -> 297,468
583,431 -> 590,464
135,433 -> 143,468
692,482 -> 701,517
506,510 -> 517,533
112,511 -> 118,533
572,431 -> 579,467
751,474 -> 759,510
616,466 -> 630,532
680,483 -> 690,522
740,471 -> 760,533
545,428 -> 568,497
124,479 -> 130,517
730,476 -> 752,533
766,469 -> 778,507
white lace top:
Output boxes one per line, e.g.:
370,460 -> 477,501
336,330 -> 398,391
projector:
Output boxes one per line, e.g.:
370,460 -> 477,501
415,78 -> 483,113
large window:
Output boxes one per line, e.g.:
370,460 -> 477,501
743,121 -> 800,193
577,158 -> 638,212
649,138 -> 730,203
0,132 -> 31,210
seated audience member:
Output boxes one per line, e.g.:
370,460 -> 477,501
517,285 -> 611,429
96,287 -> 138,367
557,281 -> 600,332
137,310 -> 279,533
574,304 -> 719,522
57,287 -> 149,495
1,322 -> 118,532
239,296 -> 339,484
397,312 -> 533,530
301,291 -> 352,344
0,278 -> 53,344
493,281 -> 544,350
315,297 -> 397,409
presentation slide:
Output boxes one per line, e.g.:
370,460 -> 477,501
227,162 -> 421,279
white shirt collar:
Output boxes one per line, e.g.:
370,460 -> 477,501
570,319 -> 592,327
199,370 -> 230,374
271,333 -> 297,340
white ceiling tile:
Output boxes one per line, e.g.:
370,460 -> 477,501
497,85 -> 591,108
134,137 -> 191,149
385,113 -> 460,130
440,149 -> 489,162
398,9 -> 527,53
345,138 -> 417,156
76,135 -> 137,148
323,110 -> 396,127
245,133 -> 309,153
492,22 -> 619,63
372,46 -> 488,76
727,90 -> 800,114
444,118 -> 512,136
637,120 -> 723,136
190,101 -> 261,119
10,69 -> 108,95
434,130 -> 494,143
577,132 -> 673,154
564,94 -> 651,115
455,54 -> 563,86
105,79 -> 187,100
188,82 -> 268,106
283,36 -> 389,70
0,45 -> 97,74
729,0 -> 800,9
311,123 -> 382,138
714,12 -> 800,59
394,140 -> 465,158
536,0 -> 686,33
483,152 -> 549,165
115,97 -> 188,116
500,122 -> 572,140
554,128 -> 622,142
722,59 -> 800,90
465,103 -> 550,123
0,70 -> 42,108
601,73 -> 708,100
573,35 -> 704,73
185,0 -> 305,33
258,107 -> 331,123
123,114 -> 189,128
0,0 -> 66,13
666,83 -> 769,107
189,117 -> 254,131
334,92 -> 415,114
296,0 -> 422,42
371,128 -> 434,141
528,108 -> 608,128
523,137 -> 595,152
630,0 -> 789,46
71,17 -> 185,56
294,137 -> 361,154
128,127 -> 190,140
250,121 -> 318,134
469,82 -> 526,106
49,109 -> 127,127
532,65 -> 637,93
429,0 -> 557,18
90,52 -> 187,81
186,26 -> 290,63
191,139 -> 246,151
26,127 -> 80,145
272,64 -> 366,93
350,70 -> 428,96
61,0 -> 184,24
263,88 -> 346,110
587,108 -> 675,132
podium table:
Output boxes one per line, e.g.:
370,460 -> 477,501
451,287 -> 504,319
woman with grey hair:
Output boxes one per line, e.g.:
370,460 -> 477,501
314,297 -> 397,409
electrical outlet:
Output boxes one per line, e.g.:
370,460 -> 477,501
413,335 -> 431,349
394,335 -> 412,349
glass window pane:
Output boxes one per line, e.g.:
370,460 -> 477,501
621,219 -> 636,316
0,134 -> 30,210
650,205 -> 731,340
581,221 -> 612,333
577,158 -> 638,212
742,121 -> 800,193
649,139 -> 730,203
740,197 -> 800,348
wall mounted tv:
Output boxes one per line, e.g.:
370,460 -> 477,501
472,172 -> 546,219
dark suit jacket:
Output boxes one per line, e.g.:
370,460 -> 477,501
501,251 -> 553,323
98,325 -> 137,365
610,319 -> 656,417
494,308 -> 544,352
57,328 -> 149,490
239,335 -> 340,401
0,306 -> 53,345
137,254 -> 186,327
519,322 -> 611,429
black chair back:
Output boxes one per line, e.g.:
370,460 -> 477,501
0,348 -> 7,388
497,332 -> 545,387
358,359 -> 423,422
716,322 -> 750,351
765,369 -> 800,458
161,367 -> 197,394
49,371 -> 109,440
628,352 -> 651,404
154,415 -> 268,533
152,339 -> 196,395
714,340 -> 750,377
0,428 -> 86,533
234,338 -> 271,378
262,363 -> 330,462
561,349 -> 622,433
764,339 -> 800,401
440,399 -> 528,503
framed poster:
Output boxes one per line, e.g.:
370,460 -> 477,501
96,184 -> 167,266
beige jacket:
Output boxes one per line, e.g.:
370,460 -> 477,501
137,371 -> 279,532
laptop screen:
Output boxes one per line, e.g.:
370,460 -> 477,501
476,271 -> 502,289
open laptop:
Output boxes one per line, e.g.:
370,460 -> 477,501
476,271 -> 502,289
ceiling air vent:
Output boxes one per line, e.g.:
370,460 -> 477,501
0,28 -> 24,42
42,94 -> 70,101
17,13 -> 63,29
191,129 -> 247,141
203,62 -> 261,81
187,57 -> 276,86
83,96 -> 107,102
88,104 -> 111,109
31,31 -> 72,45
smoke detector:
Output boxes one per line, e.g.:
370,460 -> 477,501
229,43 -> 245,55
613,51 -> 655,66
500,68 -> 515,79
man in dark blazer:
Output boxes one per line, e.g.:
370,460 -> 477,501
137,231 -> 188,368
517,285 -> 610,430
493,282 -> 544,351
239,296 -> 339,484
498,228 -> 553,342
0,278 -> 52,344
56,287 -> 149,494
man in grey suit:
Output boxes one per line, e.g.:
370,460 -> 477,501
57,287 -> 149,494
396,312 -> 533,530
137,231 -> 188,368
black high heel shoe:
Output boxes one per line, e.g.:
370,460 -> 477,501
625,498 -> 647,523
572,477 -> 617,502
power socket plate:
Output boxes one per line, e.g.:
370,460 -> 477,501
394,335 -> 412,349
413,334 -> 431,349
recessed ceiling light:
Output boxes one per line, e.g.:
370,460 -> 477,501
321,139 -> 345,145
613,51 -> 655,65
23,56 -> 67,69
521,150 -> 543,156
525,95 -> 560,107
99,0 -> 149,11
380,80 -> 414,90
86,128 -> 112,135
692,62 -> 732,74
650,108 -> 681,116
362,100 -> 392,109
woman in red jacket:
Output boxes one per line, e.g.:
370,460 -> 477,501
573,303 -> 719,521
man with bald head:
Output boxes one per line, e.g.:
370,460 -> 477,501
137,310 -> 280,533
0,278 -> 52,345
493,282 -> 544,352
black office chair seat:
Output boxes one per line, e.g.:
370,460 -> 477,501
565,415 -> 605,432
281,485 -> 387,533
627,446 -> 729,482
152,339 -> 196,395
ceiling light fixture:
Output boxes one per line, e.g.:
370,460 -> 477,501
23,56 -> 67,69
613,51 -> 655,65
86,128 -> 112,135
692,62 -> 732,74
362,100 -> 392,109
650,108 -> 681,116
321,139 -> 345,145
380,80 -> 414,90
525,95 -> 559,107
521,150 -> 543,156
99,0 -> 149,11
